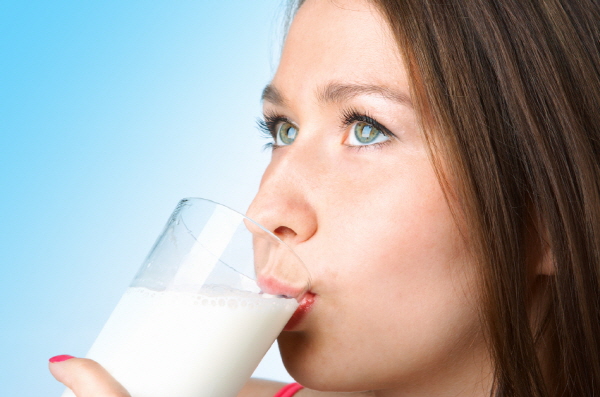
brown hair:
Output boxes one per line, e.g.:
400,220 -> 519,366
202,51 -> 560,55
290,0 -> 600,395
374,0 -> 600,395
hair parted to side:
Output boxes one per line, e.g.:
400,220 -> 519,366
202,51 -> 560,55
289,0 -> 600,396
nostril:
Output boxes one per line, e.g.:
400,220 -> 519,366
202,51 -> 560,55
274,226 -> 297,240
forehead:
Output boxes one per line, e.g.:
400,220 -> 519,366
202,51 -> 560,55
272,0 -> 409,101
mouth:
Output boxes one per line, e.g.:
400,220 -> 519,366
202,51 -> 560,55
284,291 -> 316,331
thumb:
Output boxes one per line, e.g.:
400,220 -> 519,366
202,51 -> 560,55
49,355 -> 130,397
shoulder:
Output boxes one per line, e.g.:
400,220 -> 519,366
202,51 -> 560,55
297,389 -> 374,397
237,378 -> 287,397
237,378 -> 375,397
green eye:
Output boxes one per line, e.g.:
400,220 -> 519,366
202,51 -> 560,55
276,122 -> 298,145
351,122 -> 388,145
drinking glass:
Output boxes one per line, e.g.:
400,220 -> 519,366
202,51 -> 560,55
60,198 -> 311,397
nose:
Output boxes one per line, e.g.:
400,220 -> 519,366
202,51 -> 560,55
246,147 -> 318,246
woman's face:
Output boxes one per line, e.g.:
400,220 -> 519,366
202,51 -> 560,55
247,0 -> 490,393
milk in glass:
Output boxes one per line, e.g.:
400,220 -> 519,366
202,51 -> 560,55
61,286 -> 297,397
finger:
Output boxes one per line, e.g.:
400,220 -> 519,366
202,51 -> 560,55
49,355 -> 130,397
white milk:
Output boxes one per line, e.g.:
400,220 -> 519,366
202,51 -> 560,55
61,286 -> 297,397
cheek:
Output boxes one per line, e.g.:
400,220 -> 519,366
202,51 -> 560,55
320,158 -> 466,289
281,161 -> 484,390
331,180 -> 475,329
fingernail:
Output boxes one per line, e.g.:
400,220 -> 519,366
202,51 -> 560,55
49,355 -> 75,363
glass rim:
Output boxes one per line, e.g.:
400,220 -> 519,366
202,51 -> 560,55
178,197 -> 310,281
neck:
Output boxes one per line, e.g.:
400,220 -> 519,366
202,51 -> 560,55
372,339 -> 494,397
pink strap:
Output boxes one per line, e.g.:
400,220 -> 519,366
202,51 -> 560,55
273,382 -> 304,397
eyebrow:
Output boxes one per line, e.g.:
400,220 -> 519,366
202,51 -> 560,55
261,82 -> 413,108
261,84 -> 286,106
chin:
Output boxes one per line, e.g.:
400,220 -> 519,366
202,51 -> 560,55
279,332 -> 332,390
278,332 -> 373,392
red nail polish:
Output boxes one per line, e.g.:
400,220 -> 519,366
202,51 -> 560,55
49,355 -> 75,363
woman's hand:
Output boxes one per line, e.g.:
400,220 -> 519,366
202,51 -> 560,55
49,356 -> 130,397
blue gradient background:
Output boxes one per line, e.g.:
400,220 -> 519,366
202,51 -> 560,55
0,1 -> 295,395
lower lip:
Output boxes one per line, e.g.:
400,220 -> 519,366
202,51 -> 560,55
284,292 -> 315,331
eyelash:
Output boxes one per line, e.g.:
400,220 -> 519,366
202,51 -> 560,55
340,108 -> 395,150
256,109 -> 395,150
256,113 -> 292,150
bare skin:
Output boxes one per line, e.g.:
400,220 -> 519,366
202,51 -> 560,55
49,360 -> 371,396
50,0 -> 499,396
238,379 -> 373,397
245,0 -> 493,395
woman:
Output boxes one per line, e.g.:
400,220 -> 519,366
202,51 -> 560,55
49,0 -> 600,396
